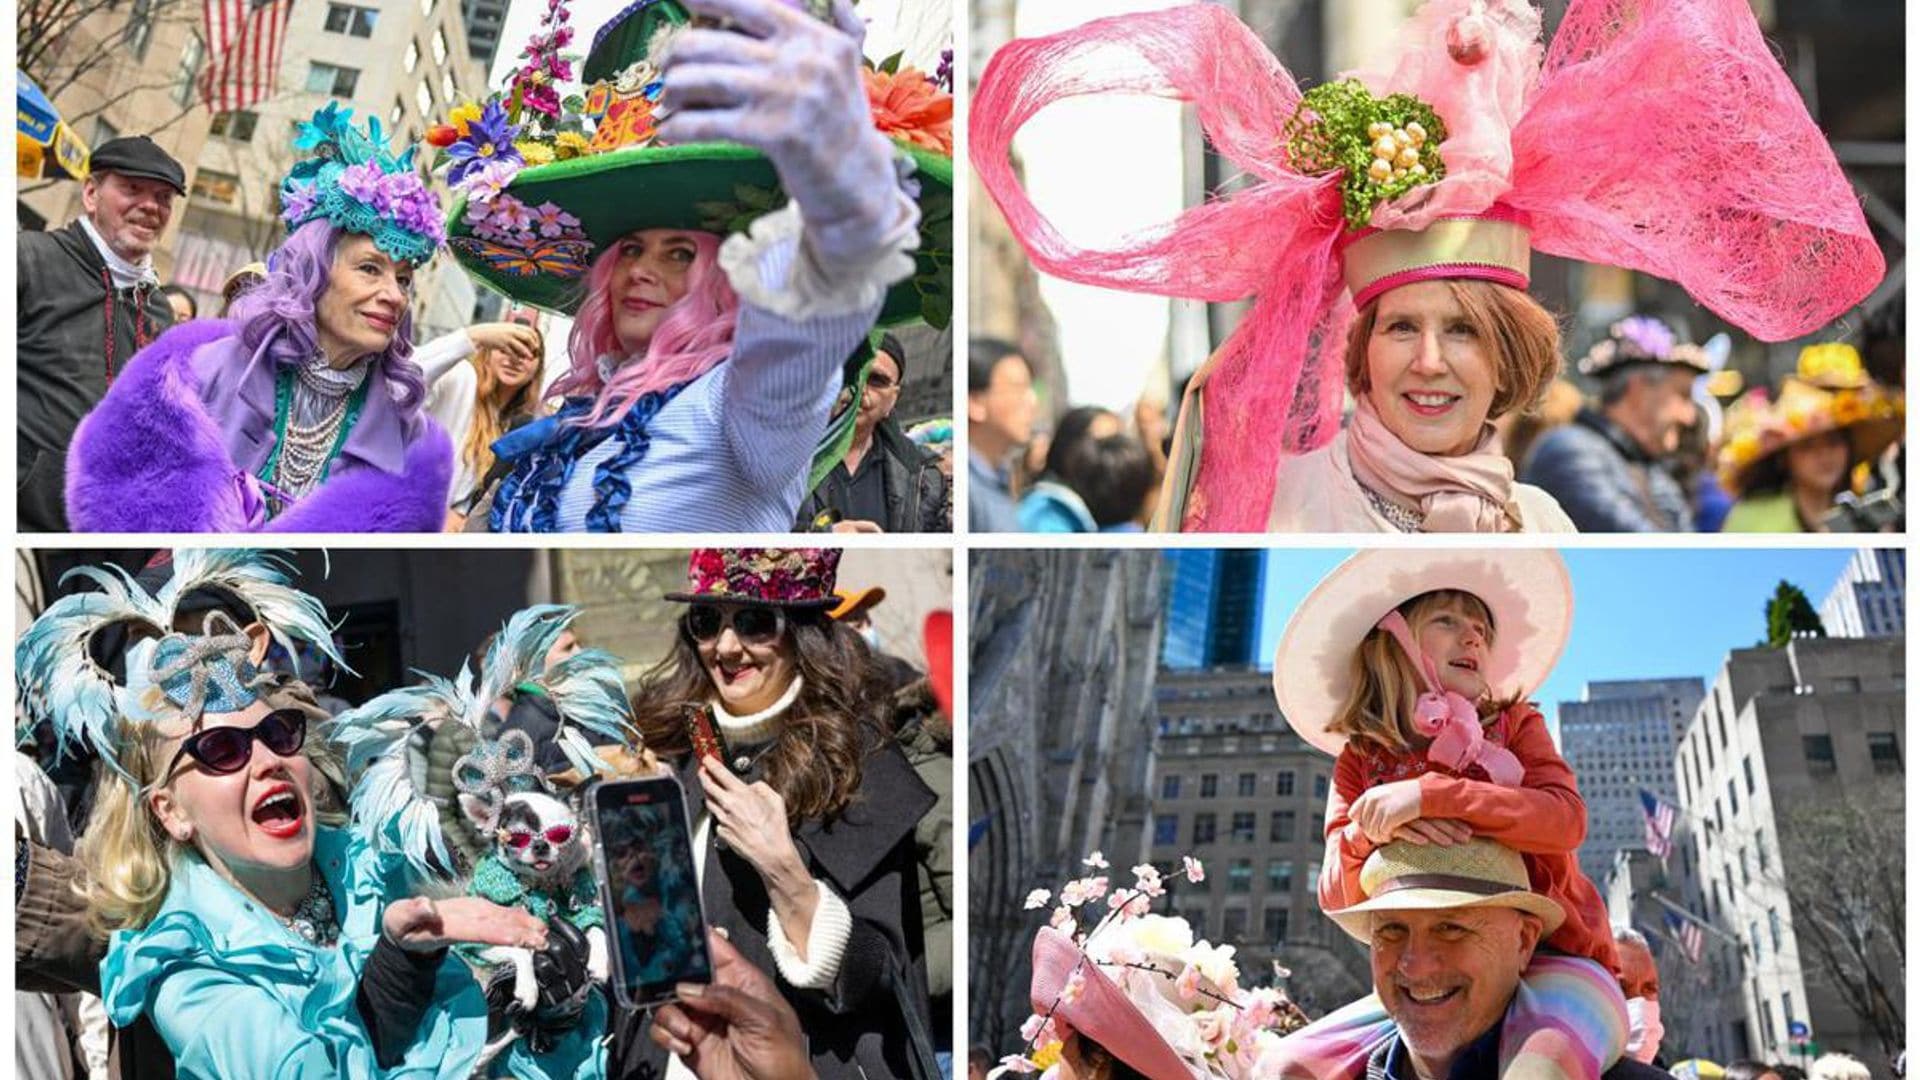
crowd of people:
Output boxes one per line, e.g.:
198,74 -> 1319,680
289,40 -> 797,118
19,0 -> 953,535
16,547 -> 955,1079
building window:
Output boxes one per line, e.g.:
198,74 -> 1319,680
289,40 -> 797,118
432,27 -> 449,64
1313,774 -> 1328,800
1269,810 -> 1296,843
1749,922 -> 1762,960
1832,675 -> 1860,692
415,80 -> 434,116
1726,777 -> 1738,817
1275,770 -> 1295,797
1262,906 -> 1290,943
126,0 -> 158,59
189,168 -> 241,204
1868,731 -> 1902,774
1756,836 -> 1768,874
1267,860 -> 1292,893
405,40 -> 421,73
418,0 -> 434,16
209,110 -> 259,141
1153,814 -> 1178,846
1230,812 -> 1255,844
307,62 -> 360,98
1221,907 -> 1247,942
391,98 -> 405,127
1743,755 -> 1754,795
1192,813 -> 1216,845
1200,773 -> 1218,799
324,3 -> 378,36
441,70 -> 457,105
1802,734 -> 1835,774
1161,775 -> 1181,799
1768,908 -> 1782,951
1236,772 -> 1255,797
1227,859 -> 1252,893
173,32 -> 206,105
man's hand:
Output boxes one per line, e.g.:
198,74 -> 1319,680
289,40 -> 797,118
651,931 -> 814,1080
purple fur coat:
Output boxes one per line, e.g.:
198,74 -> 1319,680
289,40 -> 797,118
66,320 -> 453,532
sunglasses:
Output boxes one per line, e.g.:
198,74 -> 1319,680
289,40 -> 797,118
503,825 -> 576,849
164,709 -> 307,778
685,605 -> 785,645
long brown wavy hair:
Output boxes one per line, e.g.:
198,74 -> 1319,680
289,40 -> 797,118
461,331 -> 544,477
629,608 -> 887,826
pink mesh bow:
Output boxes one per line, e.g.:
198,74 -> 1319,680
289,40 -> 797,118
972,0 -> 1883,531
1376,611 -> 1523,787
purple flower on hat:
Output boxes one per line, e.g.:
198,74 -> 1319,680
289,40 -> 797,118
336,161 -> 386,205
461,159 -> 520,205
447,100 -> 525,187
489,195 -> 538,234
532,201 -> 582,239
1612,316 -> 1676,361
281,180 -> 319,224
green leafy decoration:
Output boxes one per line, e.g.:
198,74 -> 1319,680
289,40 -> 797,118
1282,79 -> 1447,229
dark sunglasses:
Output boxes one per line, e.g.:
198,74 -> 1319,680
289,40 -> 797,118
165,709 -> 307,778
685,605 -> 784,645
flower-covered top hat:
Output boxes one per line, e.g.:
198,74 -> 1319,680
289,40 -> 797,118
280,103 -> 446,266
1272,548 -> 1571,757
1716,345 -> 1904,497
1575,316 -> 1714,379
663,547 -> 842,609
15,550 -> 347,784
437,0 -> 952,327
974,0 -> 1884,531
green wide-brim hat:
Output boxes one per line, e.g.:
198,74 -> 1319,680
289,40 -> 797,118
447,140 -> 952,327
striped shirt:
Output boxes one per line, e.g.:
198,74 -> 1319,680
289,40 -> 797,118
544,236 -> 877,533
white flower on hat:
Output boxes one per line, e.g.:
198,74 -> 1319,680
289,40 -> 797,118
1180,940 -> 1241,993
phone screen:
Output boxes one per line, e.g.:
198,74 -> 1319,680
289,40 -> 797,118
589,777 -> 712,1008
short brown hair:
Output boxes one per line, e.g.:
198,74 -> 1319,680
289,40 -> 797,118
1344,280 -> 1561,423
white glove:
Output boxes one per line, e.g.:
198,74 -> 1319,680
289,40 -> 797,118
659,0 -> 916,270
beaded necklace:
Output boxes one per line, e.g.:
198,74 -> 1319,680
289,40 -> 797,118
275,868 -> 341,947
257,361 -> 371,515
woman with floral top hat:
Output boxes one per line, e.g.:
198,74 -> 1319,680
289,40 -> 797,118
67,106 -> 456,533
974,0 -> 1882,532
1719,343 -> 1905,533
437,0 -> 952,532
14,550 -> 550,1078
610,547 -> 938,1079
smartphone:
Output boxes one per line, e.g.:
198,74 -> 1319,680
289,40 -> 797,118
588,776 -> 713,1009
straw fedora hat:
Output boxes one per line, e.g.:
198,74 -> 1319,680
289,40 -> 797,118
1327,837 -> 1566,942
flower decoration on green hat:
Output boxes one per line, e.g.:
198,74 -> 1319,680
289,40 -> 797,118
1284,80 -> 1449,230
280,102 -> 445,266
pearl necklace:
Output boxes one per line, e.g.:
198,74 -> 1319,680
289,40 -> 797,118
273,354 -> 369,500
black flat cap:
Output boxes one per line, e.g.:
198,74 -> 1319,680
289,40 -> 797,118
89,135 -> 187,195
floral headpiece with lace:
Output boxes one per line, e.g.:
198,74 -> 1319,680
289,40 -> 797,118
280,102 -> 447,266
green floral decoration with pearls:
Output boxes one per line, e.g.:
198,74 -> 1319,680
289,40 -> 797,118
1283,80 -> 1448,229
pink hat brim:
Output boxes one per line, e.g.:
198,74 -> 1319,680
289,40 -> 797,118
1030,928 -> 1200,1080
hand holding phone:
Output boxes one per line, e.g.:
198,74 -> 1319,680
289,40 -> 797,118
588,776 -> 713,1009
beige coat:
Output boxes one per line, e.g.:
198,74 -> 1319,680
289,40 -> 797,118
1266,431 -> 1577,532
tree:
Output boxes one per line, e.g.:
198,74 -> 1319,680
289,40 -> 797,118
1773,778 -> 1904,1058
1765,581 -> 1826,648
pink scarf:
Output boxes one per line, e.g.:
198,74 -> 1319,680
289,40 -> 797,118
1345,397 -> 1522,532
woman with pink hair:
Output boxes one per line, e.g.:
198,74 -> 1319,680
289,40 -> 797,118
467,0 -> 949,533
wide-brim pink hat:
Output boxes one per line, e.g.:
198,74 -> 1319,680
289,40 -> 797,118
1273,549 -> 1571,756
1029,928 -> 1200,1080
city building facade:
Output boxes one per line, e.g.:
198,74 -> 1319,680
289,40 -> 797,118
1818,547 -> 1905,639
1664,637 -> 1904,1072
1160,549 -> 1267,670
1559,677 -> 1705,886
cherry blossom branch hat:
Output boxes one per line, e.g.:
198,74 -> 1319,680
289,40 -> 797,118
437,0 -> 953,327
1273,549 -> 1571,756
973,0 -> 1884,531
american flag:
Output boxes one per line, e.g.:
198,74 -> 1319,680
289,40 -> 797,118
1639,788 -> 1675,860
1665,909 -> 1704,964
199,0 -> 293,114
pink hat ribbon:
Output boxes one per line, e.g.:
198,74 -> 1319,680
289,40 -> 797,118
1375,610 -> 1522,787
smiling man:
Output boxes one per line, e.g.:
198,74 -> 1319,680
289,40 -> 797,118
1329,839 -> 1668,1080
18,135 -> 187,531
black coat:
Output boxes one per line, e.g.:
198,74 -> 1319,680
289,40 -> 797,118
798,422 -> 949,533
612,738 -> 938,1080
17,220 -> 175,531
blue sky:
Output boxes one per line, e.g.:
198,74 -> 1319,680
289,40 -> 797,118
1228,548 -> 1866,734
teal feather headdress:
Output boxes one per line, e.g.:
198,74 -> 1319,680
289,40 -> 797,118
279,102 -> 446,266
325,604 -> 637,878
15,550 -> 347,783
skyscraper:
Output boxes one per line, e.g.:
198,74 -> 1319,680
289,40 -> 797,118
1161,549 -> 1268,669
1557,677 -> 1704,886
1818,547 -> 1905,638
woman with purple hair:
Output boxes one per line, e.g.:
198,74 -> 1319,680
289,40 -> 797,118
456,0 -> 950,532
64,105 -> 454,532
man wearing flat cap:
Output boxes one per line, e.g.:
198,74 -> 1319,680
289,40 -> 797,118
1329,839 -> 1669,1080
19,134 -> 187,531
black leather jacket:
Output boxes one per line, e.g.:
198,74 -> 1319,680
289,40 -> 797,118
797,420 -> 949,533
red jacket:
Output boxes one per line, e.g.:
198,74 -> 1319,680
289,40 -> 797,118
1319,704 -> 1653,999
